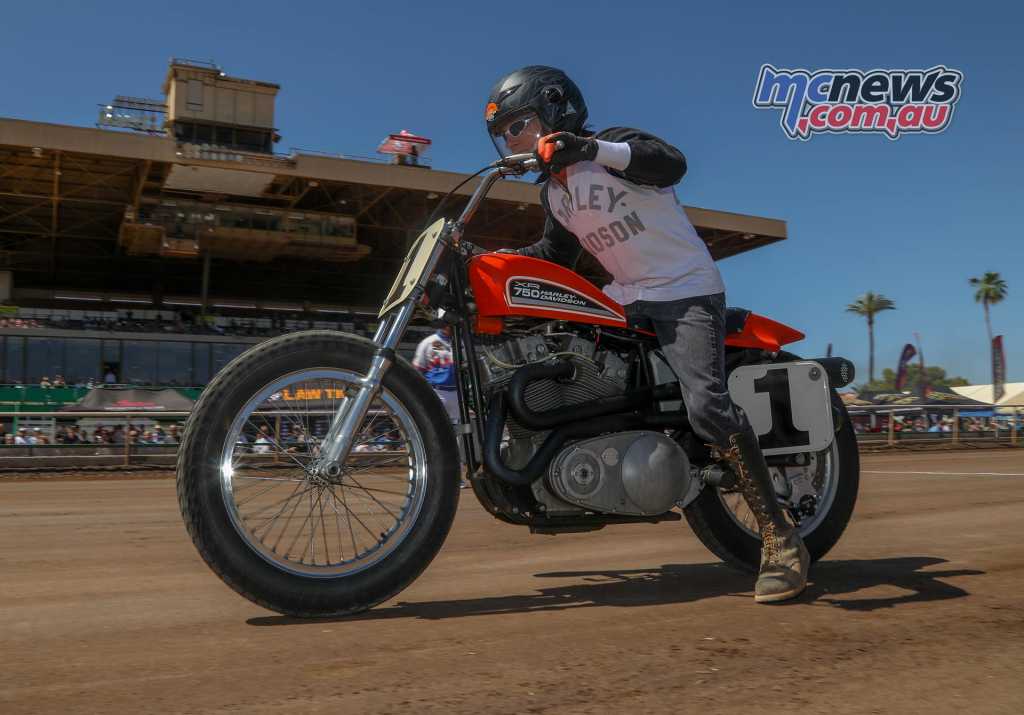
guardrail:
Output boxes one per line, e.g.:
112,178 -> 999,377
0,409 -> 397,469
0,401 -> 1019,470
847,403 -> 1023,447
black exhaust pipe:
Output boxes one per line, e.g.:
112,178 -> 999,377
813,357 -> 856,388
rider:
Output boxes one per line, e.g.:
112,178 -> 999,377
482,65 -> 809,603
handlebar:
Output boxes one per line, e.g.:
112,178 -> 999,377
492,140 -> 565,175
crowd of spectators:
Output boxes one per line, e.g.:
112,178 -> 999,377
4,310 -> 377,340
0,318 -> 44,329
854,415 -> 1023,434
0,422 -> 184,447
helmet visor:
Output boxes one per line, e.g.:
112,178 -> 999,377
489,110 -> 546,160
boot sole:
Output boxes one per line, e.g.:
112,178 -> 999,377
754,583 -> 807,603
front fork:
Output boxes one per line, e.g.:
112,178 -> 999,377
311,165 -> 512,476
312,300 -> 417,476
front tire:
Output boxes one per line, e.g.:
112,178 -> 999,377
176,331 -> 460,617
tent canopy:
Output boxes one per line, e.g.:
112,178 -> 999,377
952,383 -> 1024,414
60,387 -> 194,412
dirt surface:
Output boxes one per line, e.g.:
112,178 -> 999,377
1,450 -> 1022,714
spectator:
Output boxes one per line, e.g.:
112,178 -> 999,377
14,428 -> 29,445
253,430 -> 272,454
53,375 -> 66,388
104,368 -> 117,385
166,424 -> 180,444
3,434 -> 14,445
30,428 -> 44,445
40,376 -> 53,389
412,322 -> 465,487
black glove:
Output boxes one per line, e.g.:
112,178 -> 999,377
537,132 -> 598,173
456,239 -> 482,257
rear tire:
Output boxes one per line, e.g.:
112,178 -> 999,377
684,379 -> 859,572
176,331 -> 460,617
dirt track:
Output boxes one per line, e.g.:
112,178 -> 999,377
2,450 -> 1022,714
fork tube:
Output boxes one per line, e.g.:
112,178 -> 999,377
316,299 -> 417,469
317,169 -> 505,472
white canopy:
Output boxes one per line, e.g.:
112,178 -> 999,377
952,383 -> 1024,413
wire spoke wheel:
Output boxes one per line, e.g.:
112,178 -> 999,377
715,441 -> 840,540
177,331 -> 460,617
220,369 -> 429,578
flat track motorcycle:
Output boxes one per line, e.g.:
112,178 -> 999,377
176,152 -> 859,617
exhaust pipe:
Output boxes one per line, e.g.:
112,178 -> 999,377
813,357 -> 856,388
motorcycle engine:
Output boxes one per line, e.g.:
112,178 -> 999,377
478,327 -> 693,516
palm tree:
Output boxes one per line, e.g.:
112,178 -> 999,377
969,272 -> 1008,347
846,292 -> 896,384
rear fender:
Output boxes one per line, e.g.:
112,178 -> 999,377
724,313 -> 804,352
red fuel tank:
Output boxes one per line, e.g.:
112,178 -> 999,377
468,253 -> 627,329
466,253 -> 804,351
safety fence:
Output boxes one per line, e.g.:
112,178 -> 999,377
849,403 -> 1023,447
1,402 -> 1020,470
0,409 -> 399,469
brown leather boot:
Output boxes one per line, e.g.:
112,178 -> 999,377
713,430 -> 810,603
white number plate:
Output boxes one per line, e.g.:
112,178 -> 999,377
727,361 -> 834,456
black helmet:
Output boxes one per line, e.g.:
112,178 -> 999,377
485,66 -> 588,158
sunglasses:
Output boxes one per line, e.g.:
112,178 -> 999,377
503,115 -> 536,139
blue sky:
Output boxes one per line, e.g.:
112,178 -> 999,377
1,1 -> 1021,383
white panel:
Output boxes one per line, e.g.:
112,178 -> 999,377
728,361 -> 835,456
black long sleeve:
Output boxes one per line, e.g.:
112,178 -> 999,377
595,127 -> 687,188
515,188 -> 584,269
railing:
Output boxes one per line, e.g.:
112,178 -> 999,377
0,409 -> 399,469
0,410 -> 190,468
847,403 -> 1023,447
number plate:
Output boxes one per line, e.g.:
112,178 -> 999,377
727,361 -> 834,455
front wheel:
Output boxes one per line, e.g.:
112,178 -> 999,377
684,388 -> 859,572
176,331 -> 460,617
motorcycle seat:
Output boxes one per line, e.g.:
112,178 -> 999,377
626,306 -> 751,335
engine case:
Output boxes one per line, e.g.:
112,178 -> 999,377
538,431 -> 692,516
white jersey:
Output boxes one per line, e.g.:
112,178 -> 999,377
545,161 -> 724,305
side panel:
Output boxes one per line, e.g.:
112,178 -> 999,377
469,254 -> 627,327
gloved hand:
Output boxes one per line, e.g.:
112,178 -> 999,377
457,239 -> 482,257
537,132 -> 597,173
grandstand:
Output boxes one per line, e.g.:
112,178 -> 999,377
0,58 -> 787,392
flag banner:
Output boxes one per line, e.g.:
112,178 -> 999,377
993,335 -> 1006,402
895,343 -> 917,391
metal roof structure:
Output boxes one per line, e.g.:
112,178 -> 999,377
0,64 -> 786,312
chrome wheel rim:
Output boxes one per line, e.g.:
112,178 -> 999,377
717,440 -> 840,539
218,369 -> 428,578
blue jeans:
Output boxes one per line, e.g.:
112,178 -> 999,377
625,292 -> 749,448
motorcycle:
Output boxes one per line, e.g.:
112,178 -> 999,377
176,152 -> 859,617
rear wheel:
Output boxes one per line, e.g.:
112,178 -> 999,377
176,331 -> 460,617
684,375 -> 859,572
